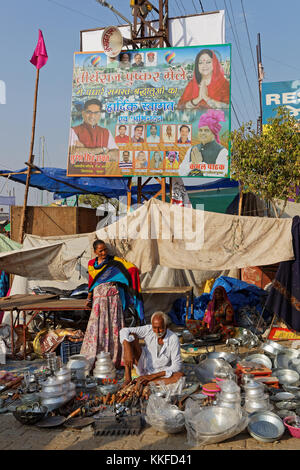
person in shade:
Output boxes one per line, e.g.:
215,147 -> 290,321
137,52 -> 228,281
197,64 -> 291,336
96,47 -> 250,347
121,311 -> 184,386
81,240 -> 144,369
178,49 -> 229,110
70,99 -> 117,150
202,286 -> 235,339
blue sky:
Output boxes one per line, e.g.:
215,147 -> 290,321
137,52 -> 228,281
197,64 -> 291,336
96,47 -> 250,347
0,0 -> 300,204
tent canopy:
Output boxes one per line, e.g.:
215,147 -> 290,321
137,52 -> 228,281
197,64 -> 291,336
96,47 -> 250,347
96,199 -> 294,273
0,167 -> 238,200
0,199 -> 294,279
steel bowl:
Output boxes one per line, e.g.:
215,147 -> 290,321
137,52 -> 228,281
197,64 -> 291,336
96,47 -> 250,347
275,400 -> 300,410
261,343 -> 278,358
276,409 -> 297,419
288,358 -> 300,373
147,407 -> 185,434
203,351 -> 239,366
195,358 -> 233,384
266,340 -> 286,353
247,411 -> 285,442
274,349 -> 300,369
283,384 -> 300,393
190,406 -> 241,435
272,368 -> 300,385
271,392 -> 295,402
243,354 -> 272,370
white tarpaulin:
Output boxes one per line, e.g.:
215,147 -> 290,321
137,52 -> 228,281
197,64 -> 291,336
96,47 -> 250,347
96,199 -> 294,272
0,242 -> 81,281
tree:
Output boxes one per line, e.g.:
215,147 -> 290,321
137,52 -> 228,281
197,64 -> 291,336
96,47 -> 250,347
230,106 -> 300,217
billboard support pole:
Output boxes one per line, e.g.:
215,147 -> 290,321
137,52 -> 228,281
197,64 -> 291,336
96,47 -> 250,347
127,177 -> 132,212
256,33 -> 264,135
126,1 -> 170,210
18,67 -> 40,244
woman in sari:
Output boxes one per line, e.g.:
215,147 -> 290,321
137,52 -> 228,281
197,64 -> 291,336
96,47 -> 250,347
202,286 -> 235,339
178,49 -> 229,110
81,240 -> 144,369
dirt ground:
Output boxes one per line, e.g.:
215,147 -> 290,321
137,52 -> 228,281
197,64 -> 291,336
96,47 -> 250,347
0,411 -> 300,451
1,340 -> 300,451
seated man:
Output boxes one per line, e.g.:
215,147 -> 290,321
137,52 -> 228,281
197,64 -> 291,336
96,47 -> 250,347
120,311 -> 184,386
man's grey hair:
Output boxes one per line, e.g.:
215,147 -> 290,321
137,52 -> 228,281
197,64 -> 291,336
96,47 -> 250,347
151,311 -> 170,328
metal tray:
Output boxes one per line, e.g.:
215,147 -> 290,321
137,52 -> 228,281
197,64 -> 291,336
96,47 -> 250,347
271,392 -> 295,402
248,411 -> 285,442
272,368 -> 300,385
276,409 -> 297,420
243,354 -> 272,370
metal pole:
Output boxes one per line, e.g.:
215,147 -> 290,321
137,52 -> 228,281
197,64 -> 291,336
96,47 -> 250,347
40,136 -> 45,205
256,33 -> 264,135
18,68 -> 40,244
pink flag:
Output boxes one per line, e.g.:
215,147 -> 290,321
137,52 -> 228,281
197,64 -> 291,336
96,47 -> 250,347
30,30 -> 48,69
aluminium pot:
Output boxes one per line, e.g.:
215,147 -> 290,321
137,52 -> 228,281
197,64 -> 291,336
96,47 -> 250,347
55,366 -> 72,384
195,358 -> 233,384
243,380 -> 265,398
266,340 -> 286,353
40,376 -> 64,397
201,351 -> 239,366
219,391 -> 241,402
40,394 -> 67,411
66,355 -> 90,380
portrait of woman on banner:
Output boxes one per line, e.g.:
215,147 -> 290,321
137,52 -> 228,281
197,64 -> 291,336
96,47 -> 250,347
178,49 -> 230,110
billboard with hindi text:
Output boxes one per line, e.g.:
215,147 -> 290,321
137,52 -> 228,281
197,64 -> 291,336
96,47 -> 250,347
67,43 -> 231,178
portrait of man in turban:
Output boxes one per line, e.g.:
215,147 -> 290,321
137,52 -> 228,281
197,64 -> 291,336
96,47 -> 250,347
179,109 -> 229,177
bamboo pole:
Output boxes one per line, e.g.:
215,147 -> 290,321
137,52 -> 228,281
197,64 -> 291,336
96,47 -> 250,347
238,182 -> 244,216
18,68 -> 40,244
127,177 -> 132,213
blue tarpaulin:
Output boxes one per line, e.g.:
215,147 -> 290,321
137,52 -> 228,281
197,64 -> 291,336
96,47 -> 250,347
168,276 -> 270,326
0,167 -> 131,199
0,167 -> 238,200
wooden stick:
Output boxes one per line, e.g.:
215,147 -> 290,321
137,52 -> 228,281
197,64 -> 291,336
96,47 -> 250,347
18,68 -> 40,244
238,182 -> 244,216
127,177 -> 132,213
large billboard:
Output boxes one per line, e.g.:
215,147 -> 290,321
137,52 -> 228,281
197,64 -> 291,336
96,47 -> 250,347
67,44 -> 231,178
262,80 -> 300,125
80,11 -> 225,51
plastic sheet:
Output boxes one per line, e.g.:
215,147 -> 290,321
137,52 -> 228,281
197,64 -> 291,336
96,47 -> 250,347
145,395 -> 186,434
148,376 -> 186,401
218,379 -> 241,393
184,405 -> 249,446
